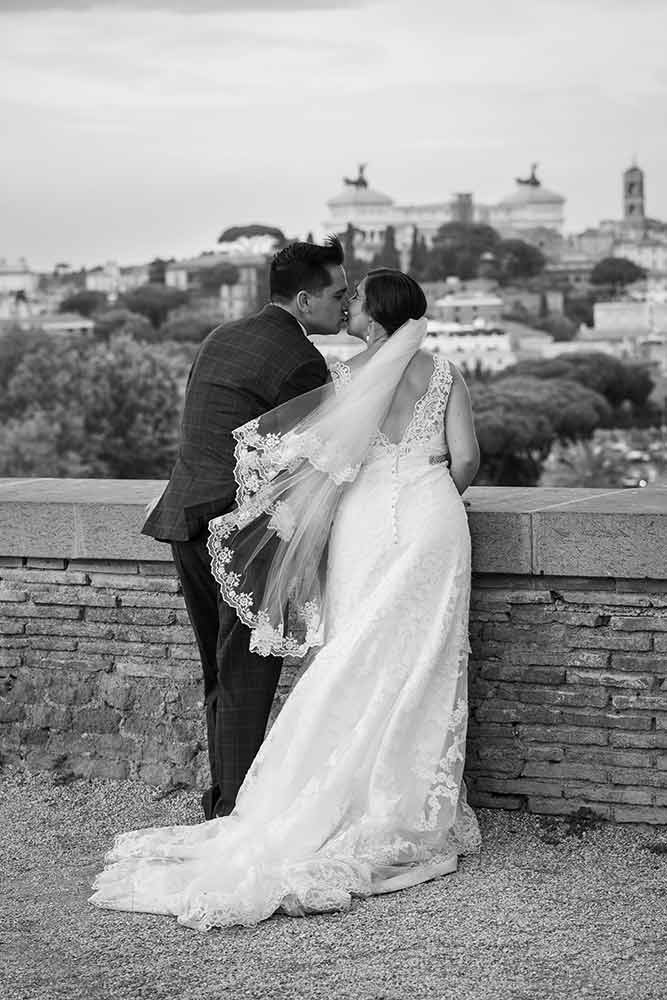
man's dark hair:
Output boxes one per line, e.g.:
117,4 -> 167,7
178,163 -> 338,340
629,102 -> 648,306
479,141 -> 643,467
365,268 -> 427,335
270,235 -> 344,303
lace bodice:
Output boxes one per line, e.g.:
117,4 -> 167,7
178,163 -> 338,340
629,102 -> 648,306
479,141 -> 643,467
330,354 -> 453,463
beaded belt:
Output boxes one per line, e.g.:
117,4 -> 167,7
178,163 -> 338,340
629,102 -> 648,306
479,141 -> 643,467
429,453 -> 450,466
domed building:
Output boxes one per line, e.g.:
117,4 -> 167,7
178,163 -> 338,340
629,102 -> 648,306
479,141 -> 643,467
323,165 -> 479,268
487,165 -> 566,241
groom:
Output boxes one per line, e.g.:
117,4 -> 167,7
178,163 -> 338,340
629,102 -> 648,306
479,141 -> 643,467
143,237 -> 348,819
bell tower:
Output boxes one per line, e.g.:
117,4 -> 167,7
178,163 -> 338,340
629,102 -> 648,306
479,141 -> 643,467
623,162 -> 645,226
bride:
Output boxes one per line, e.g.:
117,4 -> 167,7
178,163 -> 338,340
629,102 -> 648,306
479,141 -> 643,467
90,268 -> 482,929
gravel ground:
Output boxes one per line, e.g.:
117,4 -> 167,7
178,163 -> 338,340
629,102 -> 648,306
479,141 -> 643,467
2,768 -> 667,1000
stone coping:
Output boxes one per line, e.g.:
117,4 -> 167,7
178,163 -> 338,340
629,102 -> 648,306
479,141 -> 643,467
1,478 -> 666,578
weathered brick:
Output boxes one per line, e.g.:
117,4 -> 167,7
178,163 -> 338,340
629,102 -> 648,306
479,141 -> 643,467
138,562 -> 178,577
137,762 -> 173,786
0,603 -> 82,620
598,713 -> 653,731
656,636 -> 667,653
479,663 -> 566,685
565,630 -> 652,651
610,731 -> 667,749
0,621 -> 25,635
26,559 -> 67,570
117,592 -> 186,609
519,724 -> 608,746
559,591 -> 654,607
74,706 -> 121,734
465,790 -> 522,810
31,586 -> 117,608
507,606 -> 555,624
111,625 -> 194,645
612,653 -> 667,673
0,569 -> 88,586
561,650 -> 611,668
166,647 -> 199,662
522,760 -> 608,782
611,693 -> 667,711
565,746 -> 652,768
469,611 -> 510,623
69,559 -> 138,574
0,650 -> 21,668
0,698 -> 26,722
85,607 -> 179,626
29,704 -> 73,729
613,615 -> 667,632
522,743 -> 565,762
562,782 -> 653,806
115,657 -> 195,680
494,682 -> 609,709
527,797 -> 611,820
25,621 -> 114,639
657,756 -> 667,771
22,651 -> 111,673
476,776 -> 565,798
88,573 -> 180,592
26,637 -> 78,652
555,612 -> 611,627
610,768 -> 667,788
0,589 -> 28,603
473,702 -> 561,727
76,639 -> 168,658
541,576 -> 616,592
565,669 -> 654,690
611,805 -> 667,824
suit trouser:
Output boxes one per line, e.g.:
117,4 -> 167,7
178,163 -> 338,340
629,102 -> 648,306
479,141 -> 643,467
171,530 -> 282,820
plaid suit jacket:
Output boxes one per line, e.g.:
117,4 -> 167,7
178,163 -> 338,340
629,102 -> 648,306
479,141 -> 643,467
143,304 -> 329,542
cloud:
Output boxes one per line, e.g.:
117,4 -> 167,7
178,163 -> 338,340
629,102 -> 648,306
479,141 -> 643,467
0,0 -> 364,11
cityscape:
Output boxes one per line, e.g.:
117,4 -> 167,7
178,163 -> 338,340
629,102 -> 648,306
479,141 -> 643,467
1,159 -> 666,488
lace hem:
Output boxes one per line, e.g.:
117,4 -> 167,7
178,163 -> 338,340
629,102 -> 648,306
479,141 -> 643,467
206,526 -> 324,657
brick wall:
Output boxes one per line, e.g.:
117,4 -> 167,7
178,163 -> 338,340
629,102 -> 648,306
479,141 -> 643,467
1,479 -> 666,823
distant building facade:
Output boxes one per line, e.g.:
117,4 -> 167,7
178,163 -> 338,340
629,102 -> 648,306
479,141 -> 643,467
166,251 -> 265,321
323,164 -> 567,272
0,258 -> 38,296
85,261 -> 149,298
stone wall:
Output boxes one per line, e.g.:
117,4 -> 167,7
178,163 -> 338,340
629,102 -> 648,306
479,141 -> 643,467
1,479 -> 666,823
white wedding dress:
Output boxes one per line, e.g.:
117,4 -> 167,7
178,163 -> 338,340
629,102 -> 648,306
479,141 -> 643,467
90,354 -> 480,929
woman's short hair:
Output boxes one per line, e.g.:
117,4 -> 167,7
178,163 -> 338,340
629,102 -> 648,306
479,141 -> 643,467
270,235 -> 344,303
364,269 -> 427,335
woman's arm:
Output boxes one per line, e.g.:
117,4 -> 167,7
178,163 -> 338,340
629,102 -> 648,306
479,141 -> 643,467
444,363 -> 480,495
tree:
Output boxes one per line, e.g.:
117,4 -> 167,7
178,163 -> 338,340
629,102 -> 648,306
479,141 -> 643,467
93,308 -> 154,341
496,239 -> 545,283
120,283 -> 189,328
590,257 -> 646,288
197,262 -> 239,295
372,225 -> 401,270
538,315 -> 578,342
424,222 -> 501,281
59,290 -> 107,317
148,257 -> 170,284
159,312 -> 222,343
0,333 -> 180,478
218,224 -> 287,246
408,227 -> 429,281
470,375 -> 611,485
503,353 -> 654,412
341,223 -> 367,286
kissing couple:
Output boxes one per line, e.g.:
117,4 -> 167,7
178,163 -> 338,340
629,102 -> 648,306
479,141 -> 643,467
91,235 -> 482,929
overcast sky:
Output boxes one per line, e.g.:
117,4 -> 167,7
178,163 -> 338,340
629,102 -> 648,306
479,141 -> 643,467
1,0 -> 666,269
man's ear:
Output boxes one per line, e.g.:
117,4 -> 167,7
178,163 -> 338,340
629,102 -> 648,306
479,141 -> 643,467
295,290 -> 310,314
